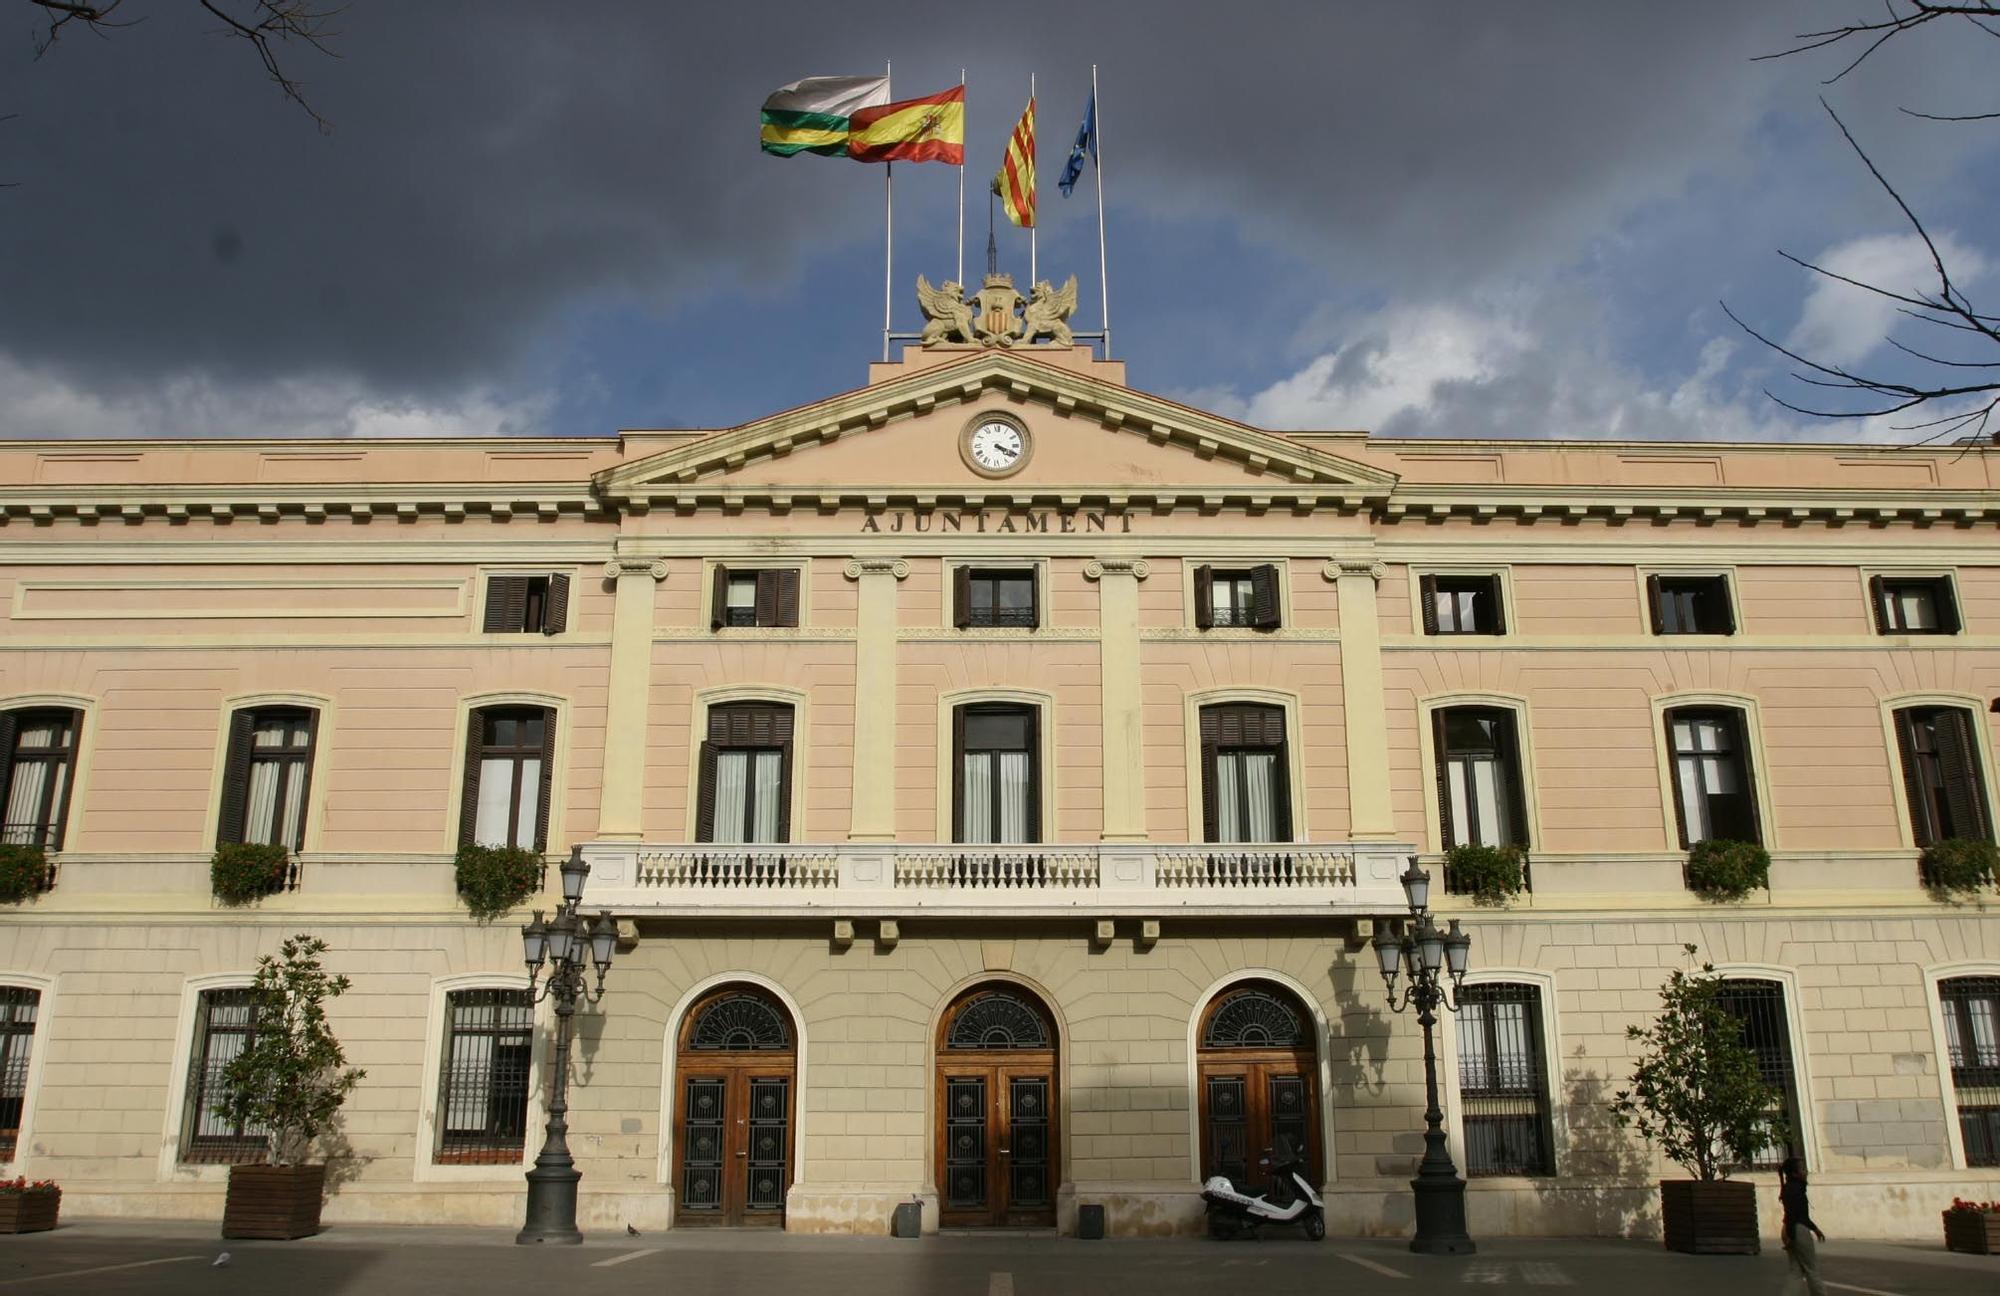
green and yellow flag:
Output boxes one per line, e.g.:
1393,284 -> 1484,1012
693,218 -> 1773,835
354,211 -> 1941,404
760,75 -> 891,158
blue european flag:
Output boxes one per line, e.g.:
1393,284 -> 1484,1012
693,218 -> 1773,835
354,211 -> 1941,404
1058,92 -> 1095,197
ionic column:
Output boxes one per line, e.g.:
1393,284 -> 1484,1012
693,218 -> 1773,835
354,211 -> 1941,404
1085,558 -> 1151,842
597,556 -> 667,841
844,558 -> 909,842
1326,556 -> 1396,841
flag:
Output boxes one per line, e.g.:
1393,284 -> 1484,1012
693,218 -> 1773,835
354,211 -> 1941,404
994,95 -> 1036,228
1058,92 -> 1095,197
760,75 -> 890,158
847,85 -> 966,164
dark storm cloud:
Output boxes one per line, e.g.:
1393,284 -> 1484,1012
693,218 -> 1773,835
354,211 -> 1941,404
0,2 -> 1990,422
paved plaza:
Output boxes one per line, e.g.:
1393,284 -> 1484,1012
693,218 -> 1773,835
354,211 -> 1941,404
0,1221 -> 1991,1296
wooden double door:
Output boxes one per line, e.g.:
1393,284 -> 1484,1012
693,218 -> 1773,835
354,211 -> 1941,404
674,989 -> 797,1228
1198,1056 -> 1319,1188
935,986 -> 1060,1228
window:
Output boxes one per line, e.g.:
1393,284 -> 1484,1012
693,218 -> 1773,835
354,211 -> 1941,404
1433,707 -> 1529,851
460,707 -> 555,851
954,704 -> 1040,844
1194,565 -> 1281,630
953,567 -> 1038,629
1456,983 -> 1554,1177
1200,704 -> 1292,843
1665,707 -> 1760,846
1420,574 -> 1505,636
1715,979 -> 1802,1170
1894,707 -> 1993,847
0,988 -> 40,1161
0,709 -> 80,850
1648,575 -> 1735,636
217,708 -> 317,852
697,703 -> 794,844
483,573 -> 570,635
1870,575 -> 1959,635
436,988 -> 534,1164
181,988 -> 266,1164
1940,976 -> 2000,1167
709,566 -> 799,630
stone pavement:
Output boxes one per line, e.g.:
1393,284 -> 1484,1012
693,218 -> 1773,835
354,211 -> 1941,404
0,1220 -> 1990,1295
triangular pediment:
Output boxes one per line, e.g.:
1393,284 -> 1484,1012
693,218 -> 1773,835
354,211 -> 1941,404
593,350 -> 1397,509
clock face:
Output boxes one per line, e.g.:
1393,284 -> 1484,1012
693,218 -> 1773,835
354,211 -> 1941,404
967,419 -> 1027,473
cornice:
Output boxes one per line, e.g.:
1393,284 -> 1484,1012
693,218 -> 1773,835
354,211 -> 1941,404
1375,484 -> 2000,528
0,482 -> 607,529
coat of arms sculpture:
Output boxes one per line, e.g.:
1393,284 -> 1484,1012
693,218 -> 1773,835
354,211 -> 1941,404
916,272 -> 1079,348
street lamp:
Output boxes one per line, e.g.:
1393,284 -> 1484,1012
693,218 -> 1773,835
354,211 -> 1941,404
1371,857 -> 1475,1255
516,846 -> 617,1245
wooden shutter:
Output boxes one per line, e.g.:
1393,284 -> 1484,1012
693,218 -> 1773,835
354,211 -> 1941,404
951,705 -> 968,841
458,710 -> 485,847
1867,575 -> 1889,633
1936,708 -> 1992,841
1892,709 -> 1932,846
1193,566 -> 1215,630
1249,565 -> 1281,629
483,576 -> 526,633
1024,706 -> 1042,842
773,568 -> 801,628
0,712 -> 15,832
1484,577 -> 1507,635
1714,580 -> 1737,636
1419,575 -> 1440,635
1728,710 -> 1762,845
542,574 -> 570,636
694,741 -> 719,842
294,709 -> 321,853
952,567 -> 972,629
753,570 -> 780,628
775,726 -> 793,842
1027,569 -> 1042,630
534,707 -> 557,851
1662,709 -> 1690,849
216,709 -> 257,846
1270,727 -> 1294,840
1645,575 -> 1666,635
1432,709 -> 1457,848
1500,711 -> 1530,848
1199,707 -> 1221,842
1933,578 -> 1963,634
710,565 -> 731,631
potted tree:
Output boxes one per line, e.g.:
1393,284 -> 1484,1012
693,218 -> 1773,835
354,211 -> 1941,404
1612,944 -> 1778,1255
216,934 -> 365,1239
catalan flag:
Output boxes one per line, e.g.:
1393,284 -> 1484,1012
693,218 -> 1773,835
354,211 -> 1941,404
994,95 -> 1036,228
760,75 -> 890,158
847,85 -> 966,164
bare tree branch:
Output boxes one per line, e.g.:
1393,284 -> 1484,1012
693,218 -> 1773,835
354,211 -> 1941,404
1755,2 -> 2000,83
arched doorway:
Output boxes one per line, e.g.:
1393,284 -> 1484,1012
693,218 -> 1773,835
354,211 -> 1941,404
935,984 -> 1059,1227
1196,981 -> 1321,1188
673,986 -> 797,1227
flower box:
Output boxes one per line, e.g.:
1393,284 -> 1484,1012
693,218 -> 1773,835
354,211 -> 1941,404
1943,1201 -> 2000,1255
0,1181 -> 61,1234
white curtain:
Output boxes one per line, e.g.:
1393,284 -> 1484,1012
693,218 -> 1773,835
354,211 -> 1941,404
997,751 -> 1030,843
962,752 -> 994,844
2,762 -> 46,845
712,752 -> 749,844
1455,1004 -> 1491,1089
1215,751 -> 1279,843
1673,718 -> 1735,842
474,757 -> 519,848
751,751 -> 782,842
1896,588 -> 1937,630
244,761 -> 282,846
1448,756 -> 1510,847
1244,751 -> 1276,841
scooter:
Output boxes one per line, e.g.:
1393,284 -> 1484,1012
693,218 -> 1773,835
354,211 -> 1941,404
1201,1135 -> 1325,1240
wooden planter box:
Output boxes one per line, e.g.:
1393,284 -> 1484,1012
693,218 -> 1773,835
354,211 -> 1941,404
1943,1209 -> 2000,1255
0,1192 -> 59,1234
223,1164 -> 325,1240
1659,1178 -> 1759,1255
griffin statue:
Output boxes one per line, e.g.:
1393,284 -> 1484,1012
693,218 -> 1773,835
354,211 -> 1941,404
1021,276 -> 1080,347
914,276 -> 976,346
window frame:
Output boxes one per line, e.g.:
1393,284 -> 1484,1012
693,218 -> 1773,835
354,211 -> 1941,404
706,562 -> 805,631
1428,703 -> 1533,854
1643,571 -> 1737,637
1926,962 -> 2000,1170
1892,704 -> 1995,848
433,986 -> 537,1165
177,985 -> 269,1166
1411,568 -> 1510,637
458,704 -> 558,853
695,700 -> 797,845
0,974 -> 53,1172
951,702 -> 1043,845
213,701 -> 324,854
414,974 -> 544,1183
952,564 -> 1042,630
1712,973 -> 1811,1172
1655,697 -> 1770,850
1865,570 -> 1961,636
1440,969 -> 1564,1182
479,570 -> 572,636
1452,982 -> 1557,1178
1190,562 -> 1284,631
1196,701 -> 1296,844
0,707 -> 84,852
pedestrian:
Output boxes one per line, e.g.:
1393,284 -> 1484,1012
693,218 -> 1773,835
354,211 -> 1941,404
1779,1156 -> 1827,1296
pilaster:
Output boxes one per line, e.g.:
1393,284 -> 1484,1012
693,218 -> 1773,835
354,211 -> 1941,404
845,558 -> 910,842
1326,555 -> 1396,841
1085,557 -> 1152,841
597,556 -> 667,841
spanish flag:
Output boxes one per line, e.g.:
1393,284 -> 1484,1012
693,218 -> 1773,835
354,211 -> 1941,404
994,96 -> 1035,228
847,85 -> 966,164
760,75 -> 890,158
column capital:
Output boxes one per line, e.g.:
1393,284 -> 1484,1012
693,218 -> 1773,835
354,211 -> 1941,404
1324,557 -> 1387,584
602,557 -> 669,582
844,558 -> 911,580
1083,557 -> 1151,581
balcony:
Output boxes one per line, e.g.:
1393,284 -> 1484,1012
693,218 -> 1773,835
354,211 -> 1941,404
576,840 -> 1414,919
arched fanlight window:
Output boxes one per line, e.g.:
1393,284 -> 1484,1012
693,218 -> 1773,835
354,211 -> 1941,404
686,992 -> 793,1051
1202,986 -> 1308,1050
945,989 -> 1051,1050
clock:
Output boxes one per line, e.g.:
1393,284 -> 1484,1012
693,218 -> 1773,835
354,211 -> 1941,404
960,413 -> 1032,478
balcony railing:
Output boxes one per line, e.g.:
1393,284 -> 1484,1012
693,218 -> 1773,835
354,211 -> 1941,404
578,840 -> 1413,918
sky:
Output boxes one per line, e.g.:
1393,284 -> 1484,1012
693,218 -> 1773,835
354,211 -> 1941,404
5,2 -> 2000,444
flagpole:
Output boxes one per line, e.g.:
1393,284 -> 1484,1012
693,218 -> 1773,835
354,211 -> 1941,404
1028,72 -> 1037,286
964,67 -> 972,290
883,61 -> 893,363
1092,63 -> 1110,357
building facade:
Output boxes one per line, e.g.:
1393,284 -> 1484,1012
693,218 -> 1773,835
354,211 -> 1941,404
0,341 -> 1997,1239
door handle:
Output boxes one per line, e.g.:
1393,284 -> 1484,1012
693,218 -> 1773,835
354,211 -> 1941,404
998,1147 -> 1010,1155
736,1150 -> 747,1157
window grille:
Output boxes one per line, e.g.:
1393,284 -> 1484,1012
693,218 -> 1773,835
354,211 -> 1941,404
0,987 -> 40,1160
1455,983 -> 1554,1176
1715,979 -> 1801,1169
945,991 -> 1051,1050
182,988 -> 268,1164
436,989 -> 534,1164
1202,988 -> 1307,1050
1941,976 -> 2000,1168
686,993 -> 792,1051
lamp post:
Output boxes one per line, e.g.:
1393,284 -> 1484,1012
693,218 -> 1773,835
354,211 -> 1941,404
516,846 -> 618,1245
1371,857 -> 1475,1255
